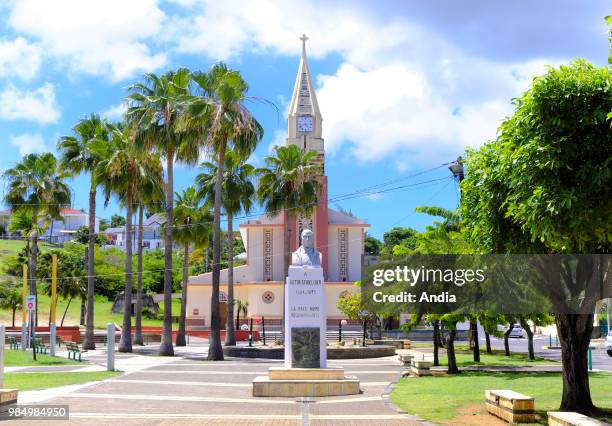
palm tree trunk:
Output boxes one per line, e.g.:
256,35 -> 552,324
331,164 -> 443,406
432,320 -> 440,366
12,308 -> 16,327
176,242 -> 189,346
83,184 -> 96,350
61,296 -> 72,326
159,149 -> 175,357
225,212 -> 236,346
134,204 -> 144,346
209,141 -> 227,361
236,305 -> 240,330
119,189 -> 133,353
282,213 -> 292,343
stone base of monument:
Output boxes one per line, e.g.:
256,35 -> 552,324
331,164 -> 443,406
252,367 -> 360,397
0,389 -> 18,406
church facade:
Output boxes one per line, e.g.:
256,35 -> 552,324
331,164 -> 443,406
186,36 -> 369,330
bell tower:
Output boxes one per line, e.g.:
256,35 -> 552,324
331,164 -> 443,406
286,34 -> 325,172
285,34 -> 329,276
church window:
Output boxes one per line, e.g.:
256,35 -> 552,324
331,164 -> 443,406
262,291 -> 275,304
339,228 -> 348,281
263,228 -> 273,281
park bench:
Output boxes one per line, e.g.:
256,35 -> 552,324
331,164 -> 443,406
65,341 -> 84,362
547,411 -> 608,426
33,338 -> 48,355
398,353 -> 413,366
410,359 -> 432,376
8,337 -> 19,350
485,389 -> 535,423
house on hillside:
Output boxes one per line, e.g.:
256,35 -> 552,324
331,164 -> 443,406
103,212 -> 166,251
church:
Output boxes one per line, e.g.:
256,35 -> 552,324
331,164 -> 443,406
186,36 -> 370,330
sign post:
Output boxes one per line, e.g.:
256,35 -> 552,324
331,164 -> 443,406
49,255 -> 57,356
20,265 -> 27,352
25,295 -> 36,361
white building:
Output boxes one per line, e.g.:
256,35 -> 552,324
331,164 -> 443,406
103,213 -> 166,251
186,37 -> 370,330
0,208 -> 99,243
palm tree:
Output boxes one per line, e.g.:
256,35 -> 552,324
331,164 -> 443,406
127,68 -> 198,357
57,113 -> 112,350
172,187 -> 213,346
234,299 -> 248,330
256,144 -> 321,274
98,123 -> 163,353
196,149 -> 255,345
186,63 -> 263,360
2,153 -> 71,324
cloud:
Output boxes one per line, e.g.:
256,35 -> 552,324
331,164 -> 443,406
100,102 -> 127,121
168,1 -> 570,168
0,83 -> 60,124
0,37 -> 42,81
9,133 -> 49,155
8,0 -> 167,82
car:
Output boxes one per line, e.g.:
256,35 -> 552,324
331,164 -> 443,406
508,325 -> 526,338
606,331 -> 612,357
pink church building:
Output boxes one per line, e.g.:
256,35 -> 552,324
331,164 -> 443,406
186,37 -> 369,330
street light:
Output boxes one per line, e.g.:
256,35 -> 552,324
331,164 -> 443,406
339,319 -> 347,343
448,156 -> 464,182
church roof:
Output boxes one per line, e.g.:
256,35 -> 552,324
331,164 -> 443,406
240,208 -> 368,227
288,34 -> 321,118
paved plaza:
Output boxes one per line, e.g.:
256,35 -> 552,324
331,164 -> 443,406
11,340 -> 426,425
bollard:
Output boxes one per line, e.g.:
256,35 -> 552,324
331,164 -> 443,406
50,324 -> 56,357
262,317 -> 266,346
248,318 -> 253,347
588,347 -> 592,371
107,323 -> 115,371
549,335 -> 552,348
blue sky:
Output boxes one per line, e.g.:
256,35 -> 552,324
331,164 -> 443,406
0,0 -> 609,239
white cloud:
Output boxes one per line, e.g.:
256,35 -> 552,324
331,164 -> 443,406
100,102 -> 127,121
9,133 -> 49,155
0,37 -> 42,81
0,83 -> 60,124
169,1 -> 568,167
8,0 -> 167,82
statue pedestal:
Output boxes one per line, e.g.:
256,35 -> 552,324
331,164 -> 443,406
252,265 -> 360,397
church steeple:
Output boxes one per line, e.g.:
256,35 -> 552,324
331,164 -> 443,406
286,34 -> 325,168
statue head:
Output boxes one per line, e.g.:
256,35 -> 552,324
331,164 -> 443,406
301,229 -> 314,249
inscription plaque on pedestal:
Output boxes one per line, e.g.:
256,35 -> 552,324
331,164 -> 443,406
284,265 -> 327,368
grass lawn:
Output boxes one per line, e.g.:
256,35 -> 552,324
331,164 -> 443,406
0,239 -> 52,273
3,350 -> 82,366
4,371 -> 120,391
391,371 -> 612,425
0,293 -> 182,329
438,347 -> 558,366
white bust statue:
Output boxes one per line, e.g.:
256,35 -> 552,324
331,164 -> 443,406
291,229 -> 322,267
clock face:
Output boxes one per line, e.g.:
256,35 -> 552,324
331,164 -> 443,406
297,115 -> 313,133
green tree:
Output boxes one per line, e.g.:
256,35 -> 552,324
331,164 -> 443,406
171,187 -> 212,346
196,149 -> 256,346
2,153 -> 71,325
58,113 -> 112,350
127,68 -> 197,356
462,61 -> 612,413
186,64 -> 263,360
98,123 -> 164,353
364,235 -> 382,255
382,227 -> 417,254
0,281 -> 22,327
110,214 -> 126,227
234,299 -> 248,329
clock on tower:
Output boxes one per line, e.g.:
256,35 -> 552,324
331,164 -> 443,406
297,115 -> 313,133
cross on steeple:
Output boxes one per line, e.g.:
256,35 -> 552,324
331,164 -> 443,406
300,33 -> 308,56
